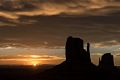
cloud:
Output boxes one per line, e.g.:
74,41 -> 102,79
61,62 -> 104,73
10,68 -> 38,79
0,15 -> 119,48
0,12 -> 18,19
1,0 -> 120,19
93,40 -> 120,48
0,0 -> 120,52
0,55 -> 64,60
0,22 -> 16,26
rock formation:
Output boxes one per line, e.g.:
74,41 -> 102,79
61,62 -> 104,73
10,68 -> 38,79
99,53 -> 114,69
65,36 -> 91,64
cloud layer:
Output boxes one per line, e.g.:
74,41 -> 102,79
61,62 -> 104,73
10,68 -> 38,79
0,0 -> 120,19
0,0 -> 119,54
0,15 -> 119,48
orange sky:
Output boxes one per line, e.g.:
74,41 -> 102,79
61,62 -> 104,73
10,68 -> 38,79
0,54 -> 64,66
0,54 -> 120,66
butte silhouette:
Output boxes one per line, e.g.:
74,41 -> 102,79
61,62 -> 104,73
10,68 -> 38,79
37,36 -> 120,80
38,36 -> 99,80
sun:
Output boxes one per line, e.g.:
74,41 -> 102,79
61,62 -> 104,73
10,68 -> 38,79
33,63 -> 37,67
30,60 -> 39,67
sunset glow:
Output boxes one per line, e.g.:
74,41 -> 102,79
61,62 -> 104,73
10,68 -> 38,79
30,60 -> 39,67
0,54 -> 64,65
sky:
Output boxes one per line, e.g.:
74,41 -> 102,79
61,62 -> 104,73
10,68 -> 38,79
0,0 -> 120,66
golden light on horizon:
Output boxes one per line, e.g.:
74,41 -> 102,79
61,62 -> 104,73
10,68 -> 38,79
0,54 -> 64,66
30,55 -> 40,58
33,63 -> 37,67
29,60 -> 40,67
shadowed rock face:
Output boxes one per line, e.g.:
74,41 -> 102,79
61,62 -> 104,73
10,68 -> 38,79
98,53 -> 120,80
65,36 -> 91,64
99,53 -> 114,68
65,36 -> 83,61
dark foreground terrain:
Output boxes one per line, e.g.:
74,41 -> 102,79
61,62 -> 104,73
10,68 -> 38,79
0,65 -> 119,80
0,65 -> 54,80
0,36 -> 120,80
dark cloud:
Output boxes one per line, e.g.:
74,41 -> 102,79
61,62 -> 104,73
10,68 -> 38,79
1,0 -> 120,19
0,0 -> 37,11
0,15 -> 119,48
0,0 -> 119,48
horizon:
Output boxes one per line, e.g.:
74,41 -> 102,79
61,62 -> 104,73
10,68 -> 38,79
0,47 -> 120,66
